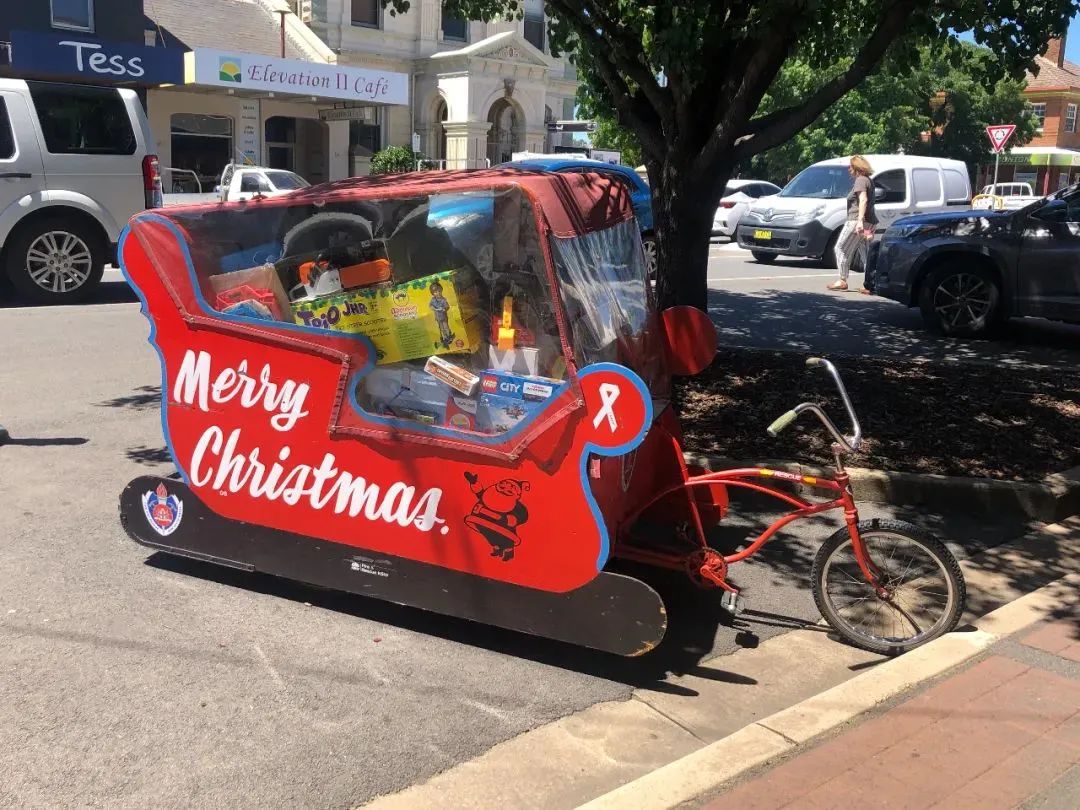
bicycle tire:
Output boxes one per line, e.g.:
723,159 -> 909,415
812,518 -> 965,656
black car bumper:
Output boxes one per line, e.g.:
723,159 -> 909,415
735,220 -> 834,259
871,237 -> 921,306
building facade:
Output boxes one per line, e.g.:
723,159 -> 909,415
312,0 -> 578,170
979,37 -> 1080,194
1,0 -> 579,192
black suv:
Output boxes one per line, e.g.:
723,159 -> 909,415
872,185 -> 1080,337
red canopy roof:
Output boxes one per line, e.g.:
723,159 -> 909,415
280,168 -> 636,238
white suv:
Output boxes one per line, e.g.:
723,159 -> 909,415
0,79 -> 161,304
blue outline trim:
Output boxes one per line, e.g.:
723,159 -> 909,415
126,212 -> 573,447
117,224 -> 189,484
576,363 -> 654,571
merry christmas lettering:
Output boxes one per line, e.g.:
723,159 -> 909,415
172,350 -> 446,534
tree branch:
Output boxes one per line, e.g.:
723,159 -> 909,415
733,0 -> 920,160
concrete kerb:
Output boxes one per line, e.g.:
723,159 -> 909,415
684,452 -> 1080,524
574,572 -> 1079,810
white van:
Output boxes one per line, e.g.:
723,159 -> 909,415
0,79 -> 161,304
736,155 -> 971,265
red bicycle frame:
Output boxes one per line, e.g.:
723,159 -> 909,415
616,465 -> 885,593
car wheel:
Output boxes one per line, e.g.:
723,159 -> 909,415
751,251 -> 777,264
5,217 -> 105,305
919,265 -> 1001,338
819,231 -> 840,270
642,235 -> 658,279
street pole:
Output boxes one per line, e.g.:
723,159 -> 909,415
993,149 -> 1000,192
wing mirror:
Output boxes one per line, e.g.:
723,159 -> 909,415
873,186 -> 887,202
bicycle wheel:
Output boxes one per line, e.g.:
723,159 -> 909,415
812,519 -> 965,655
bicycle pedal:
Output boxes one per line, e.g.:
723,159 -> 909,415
720,591 -> 746,615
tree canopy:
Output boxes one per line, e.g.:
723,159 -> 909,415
388,0 -> 1076,306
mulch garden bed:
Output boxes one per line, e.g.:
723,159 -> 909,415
676,348 -> 1080,481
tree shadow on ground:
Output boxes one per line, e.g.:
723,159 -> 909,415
126,445 -> 172,465
96,386 -> 162,411
678,343 -> 1080,480
705,286 -> 1080,371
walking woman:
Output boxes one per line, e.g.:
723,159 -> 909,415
828,155 -> 876,292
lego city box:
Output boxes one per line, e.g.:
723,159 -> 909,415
292,269 -> 482,364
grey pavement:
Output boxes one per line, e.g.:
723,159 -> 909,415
706,242 -> 1080,370
0,266 -> 1042,807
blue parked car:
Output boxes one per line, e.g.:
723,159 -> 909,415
503,157 -> 656,277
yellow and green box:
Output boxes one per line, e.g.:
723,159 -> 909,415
292,269 -> 482,364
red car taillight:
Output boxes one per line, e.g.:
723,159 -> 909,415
719,201 -> 737,208
143,154 -> 163,209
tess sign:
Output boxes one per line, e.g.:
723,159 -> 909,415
184,49 -> 408,106
986,124 -> 1017,154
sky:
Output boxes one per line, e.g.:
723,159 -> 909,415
959,15 -> 1080,61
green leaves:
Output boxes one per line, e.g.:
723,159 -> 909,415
370,146 -> 423,174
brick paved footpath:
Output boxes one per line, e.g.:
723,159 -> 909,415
703,616 -> 1080,809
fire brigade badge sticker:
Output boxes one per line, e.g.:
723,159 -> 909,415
142,483 -> 183,537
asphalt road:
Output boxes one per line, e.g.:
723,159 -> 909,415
0,265 -> 1038,808
706,241 -> 1080,370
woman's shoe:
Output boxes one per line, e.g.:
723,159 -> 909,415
859,287 -> 871,295
827,280 -> 848,291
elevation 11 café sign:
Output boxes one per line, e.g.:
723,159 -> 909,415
184,49 -> 408,106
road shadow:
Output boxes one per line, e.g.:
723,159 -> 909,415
705,287 -> 1080,370
143,551 -> 756,694
0,279 -> 137,309
97,385 -> 162,411
1,436 -> 88,447
126,445 -> 172,465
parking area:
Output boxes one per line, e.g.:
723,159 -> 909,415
707,242 -> 1080,370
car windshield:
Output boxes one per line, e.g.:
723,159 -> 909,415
266,171 -> 309,190
779,166 -> 854,199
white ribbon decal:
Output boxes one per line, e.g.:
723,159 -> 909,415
592,382 -> 621,432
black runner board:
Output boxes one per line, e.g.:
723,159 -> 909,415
119,476 -> 668,657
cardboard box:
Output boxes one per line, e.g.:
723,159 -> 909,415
292,269 -> 482,364
476,370 -> 564,433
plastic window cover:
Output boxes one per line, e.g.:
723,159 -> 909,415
549,219 -> 671,400
131,187 -> 585,449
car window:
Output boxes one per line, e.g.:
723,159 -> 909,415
265,170 -> 308,190
944,170 -> 969,203
0,99 -> 14,160
780,165 -> 853,199
912,168 -> 943,205
26,82 -> 136,156
1036,191 -> 1080,223
760,183 -> 781,196
874,169 -> 907,204
240,173 -> 272,193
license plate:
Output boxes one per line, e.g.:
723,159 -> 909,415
753,229 -> 773,240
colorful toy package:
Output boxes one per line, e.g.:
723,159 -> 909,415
475,370 -> 565,434
292,269 -> 482,364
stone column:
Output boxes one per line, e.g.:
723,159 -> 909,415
442,121 -> 492,169
524,127 -> 548,155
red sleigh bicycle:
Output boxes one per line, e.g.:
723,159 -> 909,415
117,169 -> 965,657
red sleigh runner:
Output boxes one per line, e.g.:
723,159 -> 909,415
118,169 -> 966,658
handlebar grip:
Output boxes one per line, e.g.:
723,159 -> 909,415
805,357 -> 824,368
767,410 -> 798,437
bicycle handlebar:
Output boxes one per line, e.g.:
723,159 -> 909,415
765,357 -> 864,453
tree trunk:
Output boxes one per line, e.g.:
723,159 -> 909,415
649,160 -> 731,311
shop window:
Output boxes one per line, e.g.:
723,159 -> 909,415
349,120 -> 382,162
523,0 -> 545,51
442,5 -> 469,42
51,0 -> 93,32
170,113 -> 234,193
1066,104 -> 1077,133
146,188 -> 572,440
1030,103 -> 1046,130
873,169 -> 907,205
352,0 -> 380,28
28,82 -> 135,156
0,100 -> 14,161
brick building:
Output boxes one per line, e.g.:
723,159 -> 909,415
980,36 -> 1080,194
